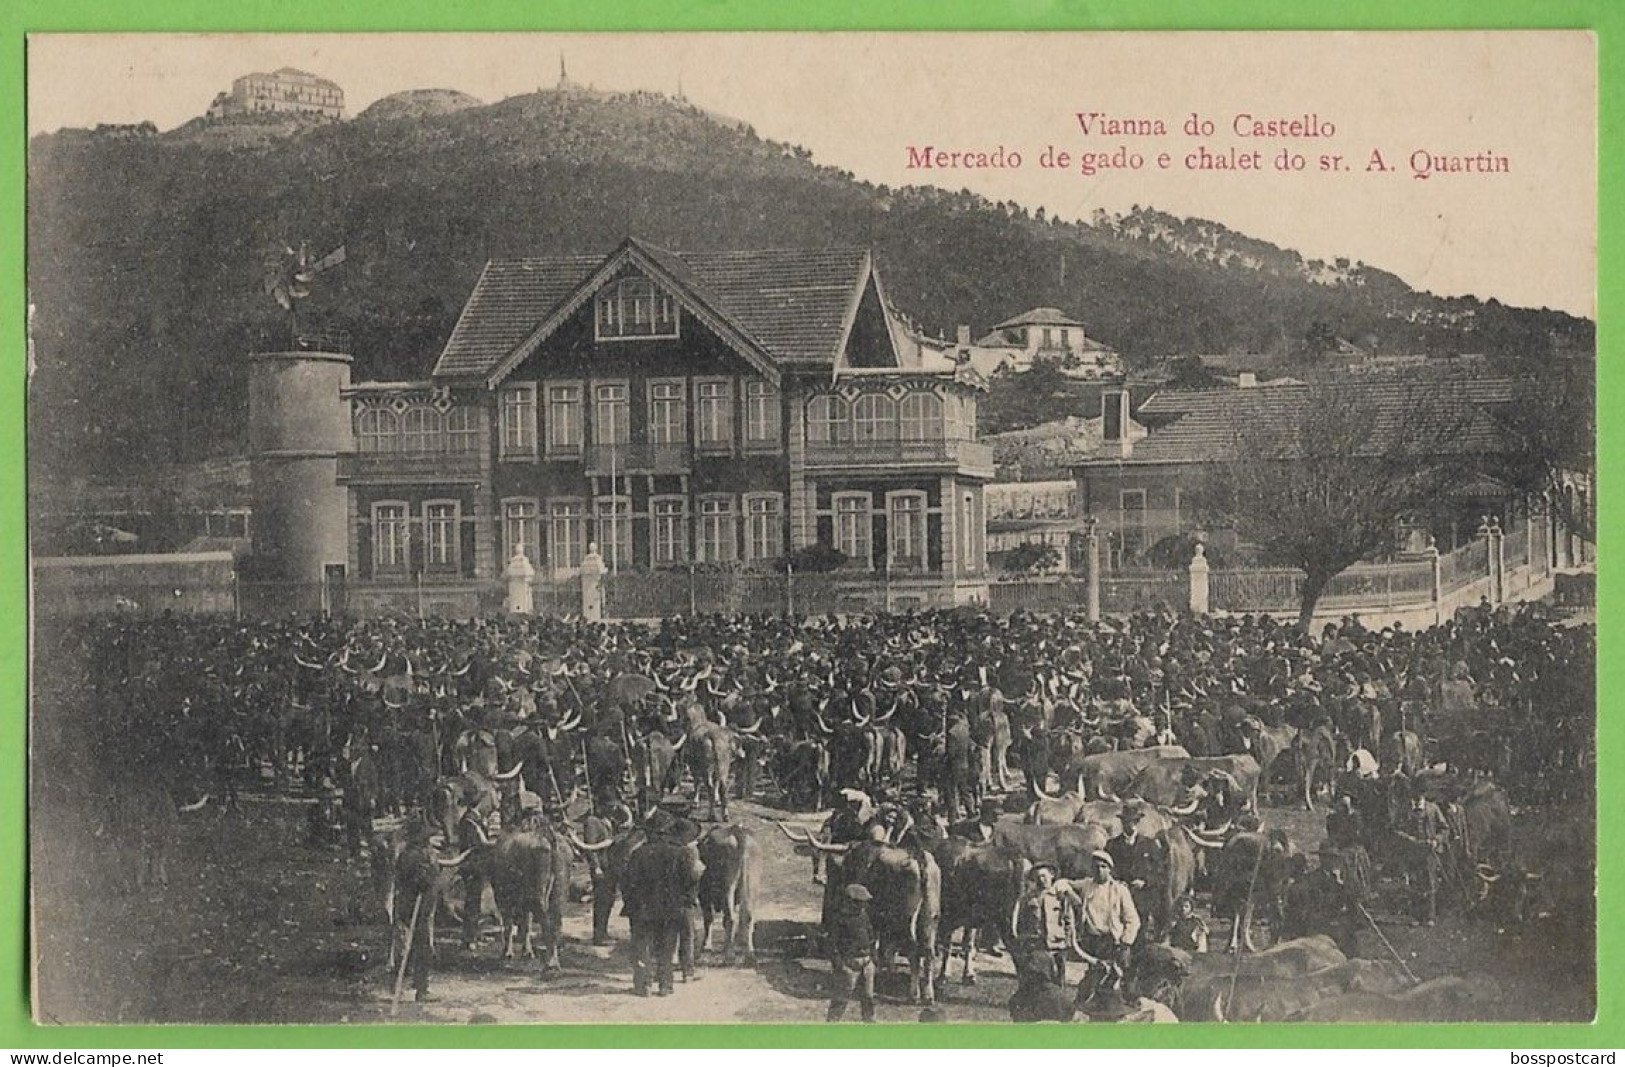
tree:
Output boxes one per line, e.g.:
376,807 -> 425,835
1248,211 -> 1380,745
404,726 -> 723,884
1000,541 -> 1062,575
1201,382 -> 1479,628
1490,369 -> 1596,541
1301,321 -> 1338,360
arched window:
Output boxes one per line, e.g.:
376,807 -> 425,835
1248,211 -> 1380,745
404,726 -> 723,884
806,395 -> 851,445
853,394 -> 896,444
356,408 -> 398,452
401,406 -> 443,453
899,392 -> 944,442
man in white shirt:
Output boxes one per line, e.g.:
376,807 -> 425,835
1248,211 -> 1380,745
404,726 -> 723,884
1073,849 -> 1140,978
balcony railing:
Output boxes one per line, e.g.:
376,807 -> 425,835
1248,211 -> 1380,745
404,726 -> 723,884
337,449 -> 482,483
583,442 -> 694,476
804,438 -> 994,476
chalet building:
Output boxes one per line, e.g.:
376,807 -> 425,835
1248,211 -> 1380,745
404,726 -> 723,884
1072,375 -> 1549,568
336,238 -> 994,612
207,68 -> 345,121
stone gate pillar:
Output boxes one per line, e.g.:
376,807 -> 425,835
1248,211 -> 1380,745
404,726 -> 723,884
504,548 -> 535,615
580,543 -> 606,621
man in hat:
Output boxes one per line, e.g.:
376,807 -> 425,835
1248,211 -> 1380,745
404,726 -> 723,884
1074,850 -> 1140,982
392,819 -> 444,1003
1393,789 -> 1450,926
825,882 -> 879,1022
1010,863 -> 1080,986
1108,802 -> 1168,942
621,809 -> 703,996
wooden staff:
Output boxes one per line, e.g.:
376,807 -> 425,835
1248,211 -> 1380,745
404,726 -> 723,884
390,892 -> 424,1016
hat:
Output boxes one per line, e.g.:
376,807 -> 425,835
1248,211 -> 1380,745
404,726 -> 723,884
1090,849 -> 1115,869
1120,802 -> 1147,824
844,883 -> 873,902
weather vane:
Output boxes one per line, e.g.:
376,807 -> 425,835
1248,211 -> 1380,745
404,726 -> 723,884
263,240 -> 346,347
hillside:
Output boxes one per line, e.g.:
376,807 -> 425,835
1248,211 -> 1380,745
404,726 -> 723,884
26,85 -> 1594,477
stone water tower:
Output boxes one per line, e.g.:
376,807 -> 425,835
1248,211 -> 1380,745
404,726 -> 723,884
246,348 -> 353,615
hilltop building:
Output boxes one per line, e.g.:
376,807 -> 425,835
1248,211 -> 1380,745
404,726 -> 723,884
207,68 -> 345,121
942,307 -> 1124,381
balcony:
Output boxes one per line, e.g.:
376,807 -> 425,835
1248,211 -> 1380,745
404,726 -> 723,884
583,442 -> 693,476
337,449 -> 483,485
804,438 -> 995,479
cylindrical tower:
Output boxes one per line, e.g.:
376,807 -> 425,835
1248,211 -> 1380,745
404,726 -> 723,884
246,350 -> 353,615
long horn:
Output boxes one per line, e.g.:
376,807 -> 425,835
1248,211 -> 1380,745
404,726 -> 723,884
177,794 -> 210,813
776,822 -> 808,843
739,721 -> 761,735
370,653 -> 388,674
803,836 -> 850,855
1164,796 -> 1200,816
671,733 -> 687,751
437,849 -> 473,867
493,761 -> 525,781
565,830 -> 615,854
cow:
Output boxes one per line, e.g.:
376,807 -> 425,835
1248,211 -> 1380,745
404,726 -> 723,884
782,828 -> 942,1005
1236,718 -> 1297,800
484,823 -> 572,967
697,824 -> 759,966
1288,975 -> 1501,1022
684,703 -> 737,821
1070,744 -> 1191,801
1290,722 -> 1341,811
1209,829 -> 1296,952
1126,754 -> 1262,812
632,728 -> 685,813
1176,936 -> 1410,1021
426,771 -> 509,846
933,837 -> 1022,985
987,822 -> 1112,880
568,812 -> 645,946
774,737 -> 830,811
1381,730 -> 1426,780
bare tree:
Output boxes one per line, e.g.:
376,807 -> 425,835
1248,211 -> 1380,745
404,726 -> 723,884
1201,381 -> 1482,627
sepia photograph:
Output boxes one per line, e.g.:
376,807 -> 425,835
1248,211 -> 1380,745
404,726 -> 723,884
25,31 -> 1597,1027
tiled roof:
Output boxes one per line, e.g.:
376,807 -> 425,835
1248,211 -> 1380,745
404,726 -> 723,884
1093,378 -> 1523,466
1136,374 -> 1517,419
432,241 -> 871,379
993,307 -> 1084,329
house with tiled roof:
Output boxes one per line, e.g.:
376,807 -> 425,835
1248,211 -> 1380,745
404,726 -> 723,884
336,237 -> 995,611
1072,376 -> 1531,566
932,306 -> 1123,381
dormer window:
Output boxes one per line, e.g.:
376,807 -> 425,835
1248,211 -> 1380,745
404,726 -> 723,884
595,276 -> 680,341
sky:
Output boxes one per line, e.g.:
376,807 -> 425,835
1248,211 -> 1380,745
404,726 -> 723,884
27,32 -> 1597,318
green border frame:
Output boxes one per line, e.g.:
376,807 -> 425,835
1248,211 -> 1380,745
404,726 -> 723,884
3,0 -> 1615,1049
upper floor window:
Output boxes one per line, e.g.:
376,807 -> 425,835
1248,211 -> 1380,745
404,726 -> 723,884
546,383 -> 583,454
806,395 -> 851,445
853,394 -> 896,444
744,381 -> 780,445
402,407 -> 442,453
900,393 -> 944,442
499,384 -> 536,458
356,408 -> 398,453
594,382 -> 630,446
648,380 -> 687,445
445,406 -> 479,453
696,379 -> 733,449
595,276 -> 679,341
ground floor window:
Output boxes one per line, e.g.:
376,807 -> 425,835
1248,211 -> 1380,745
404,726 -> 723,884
423,501 -> 460,571
834,493 -> 872,568
888,492 -> 927,571
372,502 -> 409,574
502,499 -> 539,563
745,494 -> 784,563
595,497 -> 633,572
651,497 -> 687,566
549,501 -> 587,571
699,496 -> 737,563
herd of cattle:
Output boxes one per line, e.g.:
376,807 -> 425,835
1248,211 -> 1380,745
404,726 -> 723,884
34,602 -> 1594,1022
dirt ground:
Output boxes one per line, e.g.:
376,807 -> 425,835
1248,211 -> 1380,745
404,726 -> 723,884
31,771 -> 1595,1027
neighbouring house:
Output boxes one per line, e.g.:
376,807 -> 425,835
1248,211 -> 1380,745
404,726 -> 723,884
207,68 -> 345,121
1072,374 -> 1563,569
326,237 -> 994,614
929,307 -> 1124,381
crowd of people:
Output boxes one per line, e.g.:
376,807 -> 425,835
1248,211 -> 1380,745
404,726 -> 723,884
34,598 -> 1594,1019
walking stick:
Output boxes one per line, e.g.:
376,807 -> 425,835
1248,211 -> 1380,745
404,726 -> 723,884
1224,838 -> 1267,1019
1357,902 -> 1420,985
391,892 -> 425,1016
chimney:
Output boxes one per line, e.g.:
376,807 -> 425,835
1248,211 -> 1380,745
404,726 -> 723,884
1238,372 -> 1257,388
1101,388 -> 1131,457
956,324 -> 972,346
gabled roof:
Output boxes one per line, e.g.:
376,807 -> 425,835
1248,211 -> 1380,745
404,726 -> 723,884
431,239 -> 876,382
1087,378 -> 1524,467
993,307 -> 1084,329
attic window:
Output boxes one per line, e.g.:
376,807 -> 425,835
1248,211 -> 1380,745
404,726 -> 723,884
595,277 -> 680,341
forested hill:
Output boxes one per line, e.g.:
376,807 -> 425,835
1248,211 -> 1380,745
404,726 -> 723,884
27,86 -> 1593,476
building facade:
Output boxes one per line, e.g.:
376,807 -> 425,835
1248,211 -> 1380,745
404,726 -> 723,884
333,238 -> 993,614
960,307 -> 1124,380
207,68 -> 345,121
